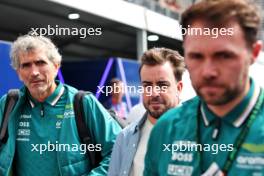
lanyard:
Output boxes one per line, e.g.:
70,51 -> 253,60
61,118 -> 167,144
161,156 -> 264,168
197,88 -> 264,174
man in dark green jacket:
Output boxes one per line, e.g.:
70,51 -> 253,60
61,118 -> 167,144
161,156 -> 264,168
144,0 -> 264,175
0,34 -> 121,176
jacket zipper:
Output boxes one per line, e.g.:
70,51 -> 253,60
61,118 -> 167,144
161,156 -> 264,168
40,103 -> 44,117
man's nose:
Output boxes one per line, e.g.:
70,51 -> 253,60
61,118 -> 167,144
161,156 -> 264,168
30,64 -> 40,77
202,59 -> 218,80
151,86 -> 161,97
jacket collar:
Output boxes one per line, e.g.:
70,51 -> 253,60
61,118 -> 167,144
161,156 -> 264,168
201,79 -> 260,128
133,112 -> 148,134
28,81 -> 65,108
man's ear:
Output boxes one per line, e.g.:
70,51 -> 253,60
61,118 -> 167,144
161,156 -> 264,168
251,40 -> 262,64
53,62 -> 61,75
16,69 -> 22,81
176,81 -> 183,93
54,62 -> 60,70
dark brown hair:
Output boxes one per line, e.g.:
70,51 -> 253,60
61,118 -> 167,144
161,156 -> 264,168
181,0 -> 261,48
139,47 -> 185,81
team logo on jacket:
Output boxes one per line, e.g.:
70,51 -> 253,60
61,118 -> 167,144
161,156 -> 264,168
167,164 -> 193,176
236,154 -> 264,170
56,120 -> 62,129
17,114 -> 31,142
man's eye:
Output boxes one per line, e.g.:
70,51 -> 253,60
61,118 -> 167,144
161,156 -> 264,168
142,83 -> 151,88
143,85 -> 152,92
20,63 -> 31,69
217,53 -> 233,59
159,84 -> 169,90
35,60 -> 46,66
188,53 -> 203,60
161,85 -> 169,89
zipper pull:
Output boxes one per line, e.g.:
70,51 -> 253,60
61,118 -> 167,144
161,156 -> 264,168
41,104 -> 44,117
212,118 -> 221,140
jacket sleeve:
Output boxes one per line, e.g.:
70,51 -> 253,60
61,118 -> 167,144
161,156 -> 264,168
83,94 -> 122,175
107,131 -> 124,176
0,95 -> 7,146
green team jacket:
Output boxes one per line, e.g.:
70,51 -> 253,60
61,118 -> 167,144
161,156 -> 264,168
144,84 -> 264,175
0,83 -> 121,176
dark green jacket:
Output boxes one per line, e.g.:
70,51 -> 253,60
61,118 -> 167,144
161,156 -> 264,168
144,83 -> 264,175
0,83 -> 121,176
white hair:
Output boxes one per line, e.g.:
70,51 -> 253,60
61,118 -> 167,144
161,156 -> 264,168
10,34 -> 62,69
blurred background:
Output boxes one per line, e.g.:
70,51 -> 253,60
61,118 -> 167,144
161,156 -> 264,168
0,0 -> 263,108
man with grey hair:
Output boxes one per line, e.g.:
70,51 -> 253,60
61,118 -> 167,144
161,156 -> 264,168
0,34 -> 121,176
